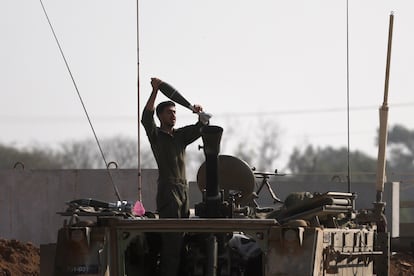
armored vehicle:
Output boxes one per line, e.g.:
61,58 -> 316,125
53,124 -> 390,276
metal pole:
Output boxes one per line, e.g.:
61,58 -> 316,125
206,234 -> 218,276
136,0 -> 142,202
375,12 -> 394,203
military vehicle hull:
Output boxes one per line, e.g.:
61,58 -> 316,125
54,216 -> 387,276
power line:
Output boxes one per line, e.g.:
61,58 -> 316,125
1,101 -> 414,122
214,102 -> 414,117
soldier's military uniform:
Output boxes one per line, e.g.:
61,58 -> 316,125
141,108 -> 202,275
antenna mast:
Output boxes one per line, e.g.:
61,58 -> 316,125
376,12 -> 394,203
137,0 -> 142,203
346,0 -> 351,193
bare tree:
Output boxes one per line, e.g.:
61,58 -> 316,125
229,119 -> 281,171
58,136 -> 156,169
233,142 -> 256,166
255,119 -> 281,171
59,139 -> 102,168
0,143 -> 62,169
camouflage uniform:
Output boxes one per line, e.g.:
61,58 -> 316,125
141,108 -> 202,275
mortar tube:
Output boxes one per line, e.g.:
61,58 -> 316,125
201,125 -> 223,217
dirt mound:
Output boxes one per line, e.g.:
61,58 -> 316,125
0,238 -> 40,276
390,252 -> 414,276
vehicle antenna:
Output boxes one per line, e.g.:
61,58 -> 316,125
133,0 -> 146,215
346,0 -> 351,193
136,0 -> 142,202
39,0 -> 122,201
376,12 -> 394,203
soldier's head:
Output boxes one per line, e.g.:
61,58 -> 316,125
156,101 -> 176,128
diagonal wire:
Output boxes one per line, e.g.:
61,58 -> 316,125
39,0 -> 122,201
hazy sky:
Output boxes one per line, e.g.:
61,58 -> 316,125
1,0 -> 413,168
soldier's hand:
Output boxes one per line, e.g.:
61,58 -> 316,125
151,78 -> 163,91
193,104 -> 203,113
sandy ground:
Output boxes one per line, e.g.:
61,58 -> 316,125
0,239 -> 40,275
390,252 -> 414,276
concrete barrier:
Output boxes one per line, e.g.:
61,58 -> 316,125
0,169 -> 400,245
0,169 -> 158,245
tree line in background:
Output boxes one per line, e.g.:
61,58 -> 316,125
1,124 -> 413,185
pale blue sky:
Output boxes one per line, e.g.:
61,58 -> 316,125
1,0 -> 413,167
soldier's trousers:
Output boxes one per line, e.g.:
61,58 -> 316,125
157,182 -> 189,276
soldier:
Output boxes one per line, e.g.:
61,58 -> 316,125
141,77 -> 205,275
